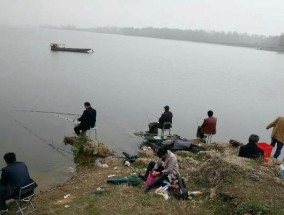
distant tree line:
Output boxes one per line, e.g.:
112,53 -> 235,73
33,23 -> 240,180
79,27 -> 283,52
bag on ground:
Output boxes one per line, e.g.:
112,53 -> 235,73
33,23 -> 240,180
168,177 -> 189,200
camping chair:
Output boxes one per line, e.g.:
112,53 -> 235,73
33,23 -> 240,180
160,122 -> 172,139
205,134 -> 213,144
87,126 -> 97,140
14,182 -> 37,215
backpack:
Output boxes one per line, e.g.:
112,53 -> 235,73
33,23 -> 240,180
168,177 -> 189,200
127,174 -> 141,186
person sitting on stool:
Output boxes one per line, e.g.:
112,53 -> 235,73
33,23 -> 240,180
74,102 -> 96,136
0,152 -> 37,212
198,110 -> 217,139
148,105 -> 173,134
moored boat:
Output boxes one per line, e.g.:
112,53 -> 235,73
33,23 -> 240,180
50,43 -> 94,53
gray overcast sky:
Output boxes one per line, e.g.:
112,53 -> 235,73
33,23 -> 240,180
0,0 -> 283,36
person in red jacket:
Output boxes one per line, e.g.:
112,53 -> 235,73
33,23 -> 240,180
200,110 -> 217,136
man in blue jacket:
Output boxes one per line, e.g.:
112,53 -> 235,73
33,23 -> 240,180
74,102 -> 97,136
0,152 -> 36,212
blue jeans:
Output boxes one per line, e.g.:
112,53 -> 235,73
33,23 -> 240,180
271,138 -> 284,159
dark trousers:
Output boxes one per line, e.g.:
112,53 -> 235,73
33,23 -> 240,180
144,161 -> 156,178
0,186 -> 11,210
148,122 -> 163,134
271,138 -> 284,159
74,124 -> 88,136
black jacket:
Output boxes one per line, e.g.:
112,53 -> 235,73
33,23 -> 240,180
0,161 -> 35,196
78,107 -> 97,130
158,111 -> 173,128
238,143 -> 264,159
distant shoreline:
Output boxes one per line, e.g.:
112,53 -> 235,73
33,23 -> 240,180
45,26 -> 284,53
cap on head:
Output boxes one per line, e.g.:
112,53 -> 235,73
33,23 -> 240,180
248,134 -> 259,143
164,105 -> 169,111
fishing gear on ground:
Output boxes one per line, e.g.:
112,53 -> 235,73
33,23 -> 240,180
122,152 -> 137,166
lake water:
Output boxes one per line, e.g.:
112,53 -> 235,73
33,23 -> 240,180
0,26 -> 283,190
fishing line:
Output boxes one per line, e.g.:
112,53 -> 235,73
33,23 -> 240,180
196,117 -> 204,126
144,111 -> 150,123
7,114 -> 73,160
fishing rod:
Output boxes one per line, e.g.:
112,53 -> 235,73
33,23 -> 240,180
49,113 -> 79,124
145,111 -> 159,119
144,111 -> 151,123
196,117 -> 204,126
19,110 -> 79,116
15,110 -> 80,124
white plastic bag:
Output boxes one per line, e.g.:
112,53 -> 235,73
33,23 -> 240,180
280,164 -> 284,178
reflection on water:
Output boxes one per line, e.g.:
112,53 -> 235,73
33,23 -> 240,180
0,26 -> 284,191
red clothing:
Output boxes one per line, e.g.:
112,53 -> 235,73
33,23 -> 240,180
201,117 -> 217,135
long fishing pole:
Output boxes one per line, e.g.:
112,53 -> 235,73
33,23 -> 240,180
15,110 -> 80,124
196,117 -> 204,126
19,110 -> 78,116
145,111 -> 151,123
48,113 -> 78,123
145,111 -> 159,119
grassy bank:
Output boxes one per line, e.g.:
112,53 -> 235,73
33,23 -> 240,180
5,139 -> 284,215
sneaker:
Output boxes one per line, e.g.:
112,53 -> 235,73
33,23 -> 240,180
0,209 -> 8,213
138,173 -> 146,181
144,186 -> 151,193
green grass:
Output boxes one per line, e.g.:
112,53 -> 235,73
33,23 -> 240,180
234,200 -> 268,215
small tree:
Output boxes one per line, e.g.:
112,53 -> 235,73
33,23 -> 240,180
279,33 -> 284,50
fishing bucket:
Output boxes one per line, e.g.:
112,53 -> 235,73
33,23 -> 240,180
257,142 -> 273,164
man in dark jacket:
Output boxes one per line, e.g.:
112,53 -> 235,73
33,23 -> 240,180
0,152 -> 36,211
148,105 -> 173,134
239,134 -> 264,159
74,102 -> 97,136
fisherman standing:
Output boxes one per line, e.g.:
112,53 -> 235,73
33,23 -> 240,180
74,102 -> 96,136
148,105 -> 173,134
266,116 -> 284,159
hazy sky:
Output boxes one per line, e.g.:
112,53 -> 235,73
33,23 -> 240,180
0,0 -> 283,36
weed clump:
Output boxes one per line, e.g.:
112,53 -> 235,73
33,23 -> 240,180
234,201 -> 268,215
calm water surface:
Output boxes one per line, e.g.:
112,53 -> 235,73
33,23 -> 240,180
0,26 -> 283,190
